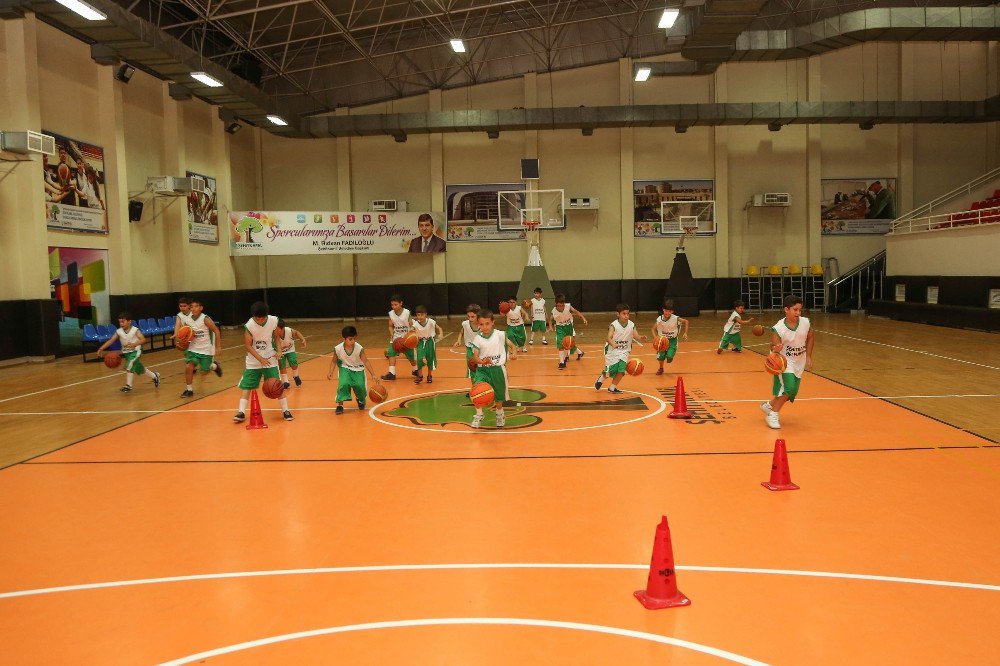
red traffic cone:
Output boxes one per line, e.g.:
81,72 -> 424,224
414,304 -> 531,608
634,516 -> 691,610
761,438 -> 799,491
668,377 -> 692,419
246,390 -> 268,430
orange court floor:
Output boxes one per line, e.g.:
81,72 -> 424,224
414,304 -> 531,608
0,312 -> 998,665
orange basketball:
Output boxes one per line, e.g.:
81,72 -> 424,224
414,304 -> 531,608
626,358 -> 644,376
262,377 -> 284,399
176,339 -> 189,352
367,383 -> 388,404
561,335 -> 574,350
392,338 -> 407,353
103,352 -> 121,369
522,299 -> 531,311
470,382 -> 495,408
498,302 -> 511,315
176,325 -> 194,343
752,324 -> 765,337
403,332 -> 419,350
653,336 -> 669,352
57,163 -> 70,181
764,352 -> 787,376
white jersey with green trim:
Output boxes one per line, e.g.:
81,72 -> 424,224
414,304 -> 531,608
655,314 -> 679,339
413,318 -> 436,339
335,341 -> 365,372
188,313 -> 215,355
723,310 -> 743,334
531,297 -> 546,320
472,329 -> 508,367
461,320 -> 479,348
176,311 -> 195,328
244,315 -> 278,369
772,316 -> 811,378
279,327 -> 297,354
116,326 -> 142,353
506,305 -> 525,326
552,304 -> 574,326
389,308 -> 411,340
605,319 -> 635,364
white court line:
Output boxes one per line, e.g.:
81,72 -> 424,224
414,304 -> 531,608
815,329 -> 1000,371
2,562 -> 997,600
156,617 -> 769,666
2,393 -> 997,418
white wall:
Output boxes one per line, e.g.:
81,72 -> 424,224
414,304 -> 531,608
887,225 -> 1000,276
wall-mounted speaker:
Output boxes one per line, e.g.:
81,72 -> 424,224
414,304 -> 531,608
128,199 -> 144,222
520,158 -> 539,180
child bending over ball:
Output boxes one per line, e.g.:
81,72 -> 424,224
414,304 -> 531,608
233,301 -> 292,423
551,294 -> 588,369
595,304 -> 646,393
718,299 -> 754,353
652,300 -> 689,374
328,326 -> 378,415
761,295 -> 814,430
97,311 -> 160,393
469,309 -> 518,429
411,306 -> 443,384
382,294 -> 416,380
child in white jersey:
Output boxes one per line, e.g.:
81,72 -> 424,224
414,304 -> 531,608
594,304 -> 646,393
504,297 -> 528,352
172,296 -> 192,342
328,325 -> 378,415
411,305 -> 443,384
761,295 -> 814,429
276,319 -> 307,388
718,299 -> 754,353
97,311 -> 161,393
651,300 -> 689,375
233,301 -> 293,423
452,304 -> 481,387
180,297 -> 223,398
551,293 -> 588,369
528,287 -> 549,345
381,294 -> 417,381
469,309 -> 518,429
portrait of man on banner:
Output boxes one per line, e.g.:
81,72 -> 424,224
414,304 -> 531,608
407,213 -> 446,253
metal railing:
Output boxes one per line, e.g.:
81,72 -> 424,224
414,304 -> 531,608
888,205 -> 1000,235
892,166 -> 1000,228
826,250 -> 885,312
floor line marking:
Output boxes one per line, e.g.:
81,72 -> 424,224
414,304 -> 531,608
814,329 -> 1000,370
156,617 -> 768,666
2,562 -> 997,601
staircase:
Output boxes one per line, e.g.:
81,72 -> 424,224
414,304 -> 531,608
826,251 -> 886,313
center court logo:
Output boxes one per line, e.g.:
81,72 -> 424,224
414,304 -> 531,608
384,388 -> 649,430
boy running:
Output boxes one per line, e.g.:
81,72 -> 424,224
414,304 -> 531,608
173,296 -> 192,341
328,326 -> 378,415
382,294 -> 416,380
412,306 -> 443,384
97,312 -> 161,392
761,295 -> 814,429
552,294 -> 588,369
504,297 -> 528,353
528,288 -> 549,345
180,297 -> 223,397
718,299 -> 754,353
595,304 -> 646,393
469,309 -> 518,429
277,319 -> 307,388
453,304 -> 481,388
652,300 -> 689,374
233,301 -> 292,423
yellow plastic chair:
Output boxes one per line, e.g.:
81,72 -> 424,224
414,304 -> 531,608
746,265 -> 760,276
809,264 -> 823,276
767,265 -> 782,276
788,264 -> 802,275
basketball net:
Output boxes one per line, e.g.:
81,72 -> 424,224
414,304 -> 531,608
525,222 -> 543,266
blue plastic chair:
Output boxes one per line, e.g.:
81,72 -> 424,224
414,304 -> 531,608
97,324 -> 114,339
158,317 -> 171,334
82,324 -> 100,342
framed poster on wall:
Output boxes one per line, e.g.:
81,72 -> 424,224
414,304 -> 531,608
186,170 -> 219,244
43,131 -> 108,234
445,183 -> 526,242
820,178 -> 897,235
633,179 -> 715,236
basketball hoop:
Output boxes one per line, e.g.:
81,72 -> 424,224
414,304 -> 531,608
677,217 -> 698,250
523,221 -> 543,266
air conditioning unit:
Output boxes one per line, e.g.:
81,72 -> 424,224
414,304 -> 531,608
569,197 -> 599,210
753,192 -> 791,207
370,199 -> 407,212
146,176 -> 206,195
0,130 -> 55,155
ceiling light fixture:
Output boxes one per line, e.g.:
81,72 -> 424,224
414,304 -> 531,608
267,115 -> 288,126
658,8 -> 680,29
450,39 -> 466,53
191,72 -> 223,87
634,66 -> 652,82
767,121 -> 782,132
53,0 -> 106,21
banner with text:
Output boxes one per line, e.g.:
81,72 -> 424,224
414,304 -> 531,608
228,210 -> 446,255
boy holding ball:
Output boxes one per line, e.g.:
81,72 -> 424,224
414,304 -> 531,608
761,295 -> 814,429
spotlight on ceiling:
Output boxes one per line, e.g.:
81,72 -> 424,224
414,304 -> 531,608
486,129 -> 499,139
114,63 -> 135,83
449,39 -> 466,53
675,124 -> 688,134
767,121 -> 782,132
225,122 -> 242,135
191,71 -> 223,88
393,133 -> 407,143
658,8 -> 680,29
859,121 -> 875,130
634,66 -> 652,82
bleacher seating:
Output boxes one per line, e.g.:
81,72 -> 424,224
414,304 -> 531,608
942,189 -> 1000,228
81,314 -> 177,362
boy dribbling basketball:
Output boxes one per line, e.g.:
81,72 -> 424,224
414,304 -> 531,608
382,294 -> 416,381
595,304 -> 646,393
761,295 -> 814,429
469,309 -> 518,429
551,294 -> 588,369
328,326 -> 378,415
528,288 -> 549,345
718,299 -> 754,353
276,319 -> 307,389
233,301 -> 292,423
453,304 -> 481,388
97,311 -> 161,392
411,306 -> 443,384
504,297 -> 528,353
173,296 -> 192,341
652,300 -> 689,375
180,297 -> 222,398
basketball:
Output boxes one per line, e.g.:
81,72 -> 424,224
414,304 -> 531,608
522,299 -> 531,311
367,383 -> 388,404
103,352 -> 121,369
626,358 -> 644,376
653,336 -> 669,352
753,324 -> 765,337
470,382 -> 495,408
403,332 -> 419,349
176,339 -> 189,351
561,335 -> 574,350
764,352 -> 787,376
392,338 -> 407,353
176,325 -> 194,342
57,163 -> 70,181
262,377 -> 284,399
499,301 -> 511,315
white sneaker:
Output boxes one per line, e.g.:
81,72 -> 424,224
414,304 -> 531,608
529,340 -> 534,345
765,411 -> 780,429
760,401 -> 772,415
495,412 -> 506,428
471,414 -> 484,429
521,347 -> 527,353
542,339 -> 548,345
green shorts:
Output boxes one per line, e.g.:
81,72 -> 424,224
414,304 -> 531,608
416,338 -> 437,370
123,350 -> 145,375
555,324 -> 578,353
506,325 -> 526,347
773,373 -> 802,402
337,367 -> 367,403
385,341 -> 416,363
531,320 -> 547,332
238,366 -> 281,390
279,352 -> 299,369
605,359 -> 627,376
185,350 -> 214,372
472,364 -> 509,403
656,337 -> 678,362
466,346 -> 475,379
719,331 -> 742,350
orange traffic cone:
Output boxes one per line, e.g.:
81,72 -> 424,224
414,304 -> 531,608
668,377 -> 692,419
634,516 -> 691,609
761,438 -> 799,491
246,390 -> 268,430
